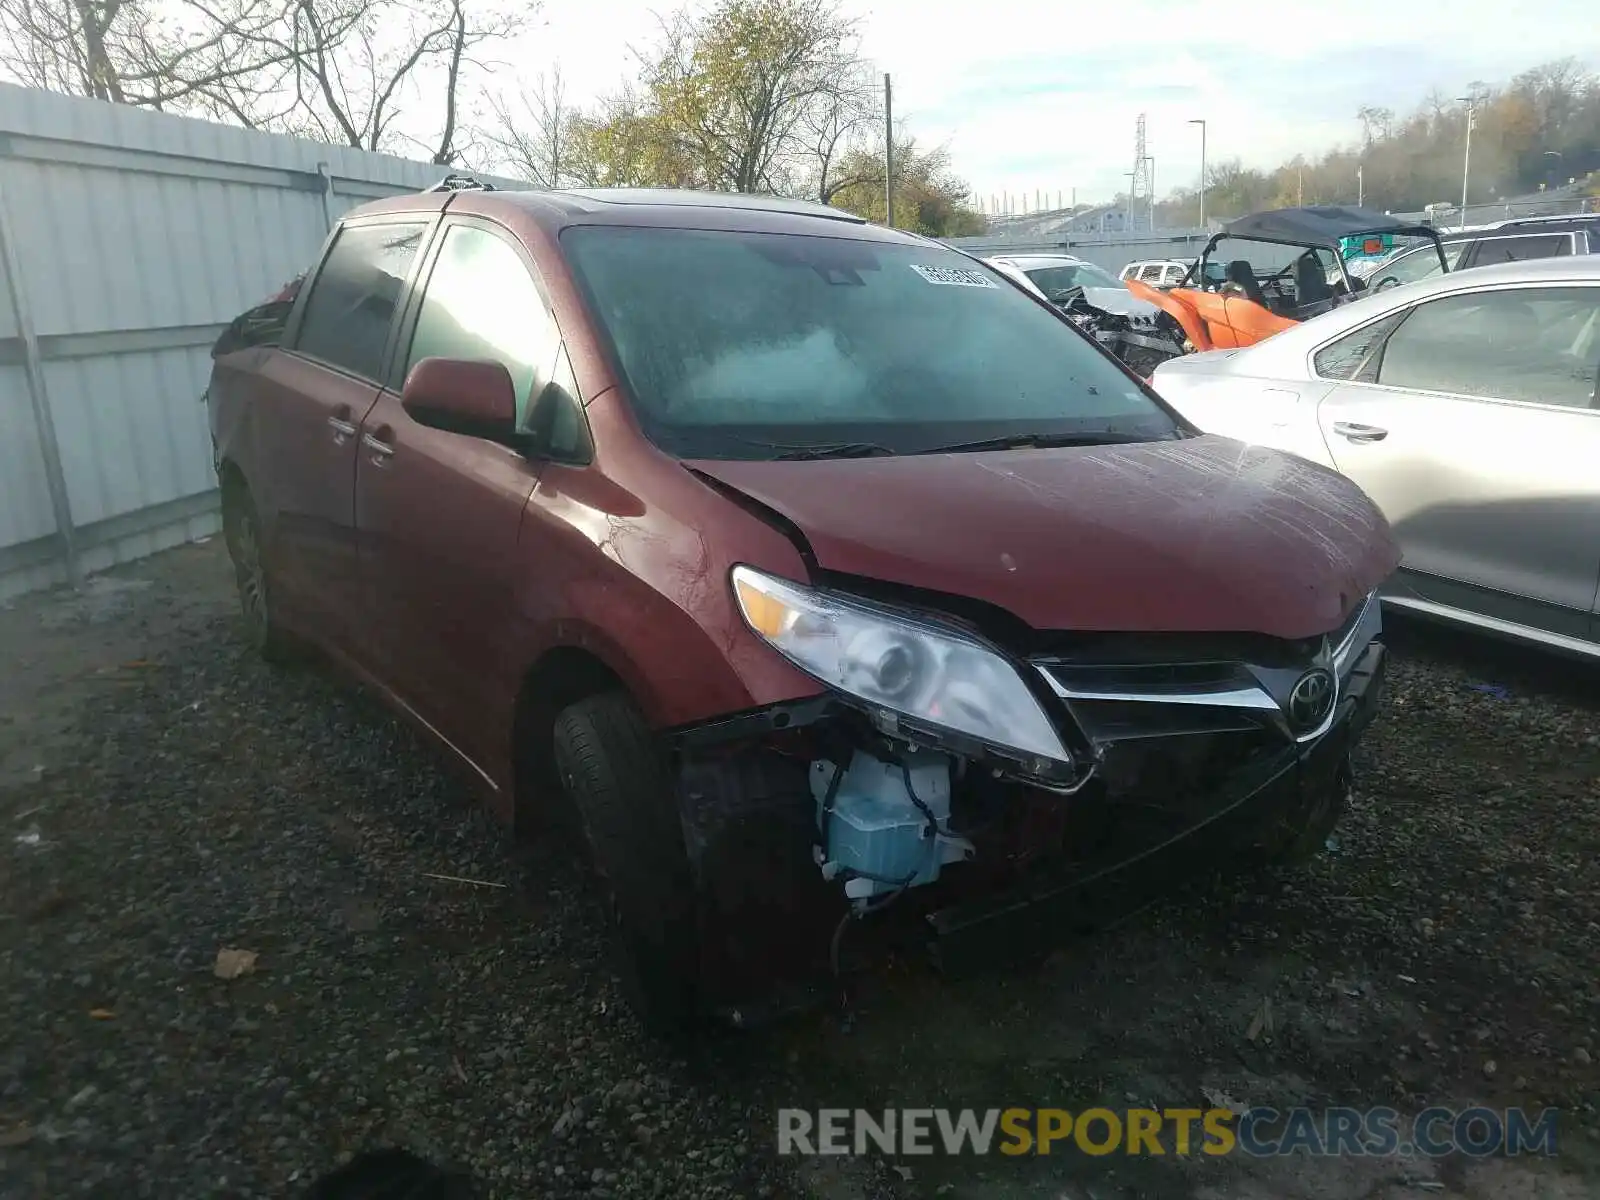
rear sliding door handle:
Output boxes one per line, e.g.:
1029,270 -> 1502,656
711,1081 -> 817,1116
1332,421 -> 1388,443
361,432 -> 394,458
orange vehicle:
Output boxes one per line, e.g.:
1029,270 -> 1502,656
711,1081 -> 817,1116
1128,206 -> 1450,354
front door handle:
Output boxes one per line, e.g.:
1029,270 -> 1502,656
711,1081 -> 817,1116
327,415 -> 357,438
1332,421 -> 1388,443
362,432 -> 395,459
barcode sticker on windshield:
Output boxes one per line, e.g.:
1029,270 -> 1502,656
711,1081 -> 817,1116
910,264 -> 996,288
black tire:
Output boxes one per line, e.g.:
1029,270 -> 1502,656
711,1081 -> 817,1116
220,479 -> 293,664
552,693 -> 701,1035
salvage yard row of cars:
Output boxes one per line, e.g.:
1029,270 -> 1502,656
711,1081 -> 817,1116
205,177 -> 1591,1033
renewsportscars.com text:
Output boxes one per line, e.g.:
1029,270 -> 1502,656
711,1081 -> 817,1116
777,1106 -> 1559,1158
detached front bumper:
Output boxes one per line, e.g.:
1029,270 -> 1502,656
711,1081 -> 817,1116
925,640 -> 1387,975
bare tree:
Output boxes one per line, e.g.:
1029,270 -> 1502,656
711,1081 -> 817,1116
0,0 -> 299,108
1356,104 -> 1393,148
484,66 -> 578,185
799,56 -> 877,202
0,0 -> 524,164
240,0 -> 521,161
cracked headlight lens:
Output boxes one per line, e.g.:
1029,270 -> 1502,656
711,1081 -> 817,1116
731,565 -> 1070,765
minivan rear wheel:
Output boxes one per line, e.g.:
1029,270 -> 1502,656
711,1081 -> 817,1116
551,693 -> 701,1036
221,481 -> 292,663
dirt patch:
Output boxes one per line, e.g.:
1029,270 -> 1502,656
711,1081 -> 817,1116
2,542 -> 1598,1198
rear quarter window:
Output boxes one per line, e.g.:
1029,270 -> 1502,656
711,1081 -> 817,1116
294,222 -> 428,380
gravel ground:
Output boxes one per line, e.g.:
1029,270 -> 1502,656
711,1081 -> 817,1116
2,540 -> 1599,1199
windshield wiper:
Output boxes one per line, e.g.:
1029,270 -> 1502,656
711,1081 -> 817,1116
913,431 -> 1163,455
755,440 -> 899,461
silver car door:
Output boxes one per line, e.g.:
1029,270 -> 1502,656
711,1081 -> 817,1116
1313,282 -> 1600,642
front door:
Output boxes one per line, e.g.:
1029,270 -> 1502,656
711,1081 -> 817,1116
1315,282 -> 1600,641
354,218 -> 562,782
261,218 -> 429,647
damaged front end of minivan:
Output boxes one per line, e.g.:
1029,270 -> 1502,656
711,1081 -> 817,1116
663,564 -> 1388,1020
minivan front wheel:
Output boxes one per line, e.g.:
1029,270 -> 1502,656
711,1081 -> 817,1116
551,693 -> 700,1036
221,481 -> 291,663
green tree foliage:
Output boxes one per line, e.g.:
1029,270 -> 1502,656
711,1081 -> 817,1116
828,136 -> 986,235
1151,58 -> 1600,224
515,0 -> 985,235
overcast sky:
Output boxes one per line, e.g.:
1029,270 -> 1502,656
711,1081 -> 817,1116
503,0 -> 1596,207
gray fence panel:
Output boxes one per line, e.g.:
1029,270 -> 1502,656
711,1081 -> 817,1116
0,82 -> 522,601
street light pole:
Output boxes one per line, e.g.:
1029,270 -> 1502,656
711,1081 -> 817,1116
1188,118 -> 1206,231
1357,163 -> 1364,207
1456,93 -> 1476,231
1149,157 -> 1156,231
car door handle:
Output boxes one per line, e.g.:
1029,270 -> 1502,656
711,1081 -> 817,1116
361,432 -> 394,458
1332,421 -> 1388,443
327,416 -> 357,437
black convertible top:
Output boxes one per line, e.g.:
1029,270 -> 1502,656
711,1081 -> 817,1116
1222,205 -> 1435,247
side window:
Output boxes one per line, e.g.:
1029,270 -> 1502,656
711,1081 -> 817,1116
1164,265 -> 1184,285
1376,286 -> 1600,408
1139,264 -> 1162,282
295,222 -> 428,379
1471,234 -> 1569,267
404,224 -> 561,427
1313,312 -> 1407,382
532,345 -> 592,463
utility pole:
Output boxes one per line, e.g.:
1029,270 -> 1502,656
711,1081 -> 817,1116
1149,158 -> 1156,231
1297,165 -> 1304,206
883,73 -> 894,228
1357,162 -> 1364,206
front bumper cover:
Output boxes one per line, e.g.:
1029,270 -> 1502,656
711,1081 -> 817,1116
925,640 -> 1386,975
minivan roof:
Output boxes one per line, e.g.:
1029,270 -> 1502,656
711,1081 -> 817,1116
349,184 -> 921,242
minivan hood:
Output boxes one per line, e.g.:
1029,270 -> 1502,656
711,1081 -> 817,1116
689,435 -> 1398,640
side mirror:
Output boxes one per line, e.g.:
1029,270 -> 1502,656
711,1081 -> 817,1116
401,357 -> 518,442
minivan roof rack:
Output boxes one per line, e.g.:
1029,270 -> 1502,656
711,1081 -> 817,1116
426,173 -> 496,193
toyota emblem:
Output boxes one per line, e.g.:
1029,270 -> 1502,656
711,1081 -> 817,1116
1286,668 -> 1336,733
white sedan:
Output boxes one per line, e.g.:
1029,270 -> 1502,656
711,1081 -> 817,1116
1149,255 -> 1600,659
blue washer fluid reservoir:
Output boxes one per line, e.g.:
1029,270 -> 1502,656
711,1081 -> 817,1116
809,750 -> 969,900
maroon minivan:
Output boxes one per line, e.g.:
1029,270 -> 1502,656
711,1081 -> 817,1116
207,179 -> 1399,1032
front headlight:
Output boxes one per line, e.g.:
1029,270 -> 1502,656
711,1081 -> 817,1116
731,565 -> 1070,769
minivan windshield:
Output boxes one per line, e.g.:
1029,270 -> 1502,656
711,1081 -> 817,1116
562,226 -> 1180,460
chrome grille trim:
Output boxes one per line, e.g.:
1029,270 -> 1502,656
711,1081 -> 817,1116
1032,591 -> 1380,748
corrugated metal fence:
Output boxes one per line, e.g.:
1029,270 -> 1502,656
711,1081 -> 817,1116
0,83 -> 518,602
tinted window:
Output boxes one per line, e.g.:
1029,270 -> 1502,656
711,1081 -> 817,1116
1471,234 -> 1571,267
1313,312 -> 1408,382
296,222 -> 427,379
562,227 -> 1175,459
405,225 -> 560,427
1377,286 -> 1600,408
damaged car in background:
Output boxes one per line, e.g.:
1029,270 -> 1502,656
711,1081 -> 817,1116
985,253 -> 1190,376
1126,205 -> 1452,355
207,180 -> 1400,1035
